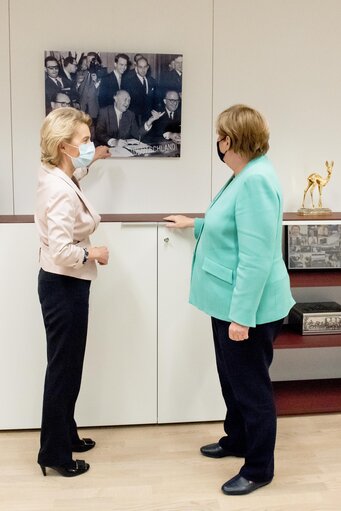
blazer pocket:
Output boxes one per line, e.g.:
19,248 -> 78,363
202,257 -> 233,284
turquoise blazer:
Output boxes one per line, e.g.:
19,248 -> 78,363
189,155 -> 295,327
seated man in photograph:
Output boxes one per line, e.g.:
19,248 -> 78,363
96,89 -> 162,147
50,91 -> 72,110
145,90 -> 181,144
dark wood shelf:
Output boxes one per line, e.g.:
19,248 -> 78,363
283,212 -> 341,222
273,379 -> 341,415
289,270 -> 341,287
282,213 -> 341,413
275,326 -> 341,349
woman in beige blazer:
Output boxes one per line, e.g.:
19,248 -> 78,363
35,108 -> 110,477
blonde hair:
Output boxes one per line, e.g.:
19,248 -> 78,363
40,108 -> 92,166
216,104 -> 269,160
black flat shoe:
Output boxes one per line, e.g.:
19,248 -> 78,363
39,459 -> 90,477
221,474 -> 272,495
72,438 -> 96,452
200,443 -> 244,458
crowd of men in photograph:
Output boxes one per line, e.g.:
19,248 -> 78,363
45,52 -> 182,153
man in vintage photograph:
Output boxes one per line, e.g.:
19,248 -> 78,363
95,89 -> 162,148
98,53 -> 130,108
124,56 -> 157,126
59,56 -> 78,104
60,56 -> 77,84
160,54 -> 183,96
145,90 -> 181,144
45,56 -> 66,112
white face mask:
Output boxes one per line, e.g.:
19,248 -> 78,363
65,141 -> 95,169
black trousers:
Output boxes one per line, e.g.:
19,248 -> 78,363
37,269 -> 91,466
211,316 -> 284,482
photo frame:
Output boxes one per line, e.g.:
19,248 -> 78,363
302,312 -> 341,335
44,50 -> 183,158
285,224 -> 341,270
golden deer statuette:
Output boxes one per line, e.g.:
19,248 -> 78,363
300,160 -> 334,211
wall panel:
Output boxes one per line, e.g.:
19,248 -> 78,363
213,0 -> 341,213
10,0 -> 213,214
0,0 -> 13,213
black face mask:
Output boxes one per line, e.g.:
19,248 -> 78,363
216,140 -> 226,162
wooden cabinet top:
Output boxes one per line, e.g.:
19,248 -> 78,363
1,212 -> 341,223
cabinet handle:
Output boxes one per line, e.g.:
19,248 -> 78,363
164,237 -> 170,243
121,222 -> 158,226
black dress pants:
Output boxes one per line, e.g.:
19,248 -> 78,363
37,269 -> 91,466
211,316 -> 284,482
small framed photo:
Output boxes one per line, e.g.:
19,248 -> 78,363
302,312 -> 341,335
285,224 -> 341,270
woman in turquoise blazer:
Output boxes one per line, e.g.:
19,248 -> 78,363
165,104 -> 295,496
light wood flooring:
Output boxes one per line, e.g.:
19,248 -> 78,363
0,414 -> 340,511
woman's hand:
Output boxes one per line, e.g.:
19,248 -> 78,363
92,145 -> 111,162
88,246 -> 109,265
228,322 -> 249,341
163,215 -> 195,228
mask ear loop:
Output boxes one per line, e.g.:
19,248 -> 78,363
61,141 -> 80,160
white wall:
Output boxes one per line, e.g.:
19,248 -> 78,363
212,0 -> 341,212
0,0 -> 13,214
2,0 -> 341,214
8,0 -> 213,214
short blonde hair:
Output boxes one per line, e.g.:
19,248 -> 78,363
40,108 -> 92,166
216,104 -> 269,160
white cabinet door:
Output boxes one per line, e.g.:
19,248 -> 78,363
157,226 -> 225,423
76,223 -> 157,426
0,224 -> 45,429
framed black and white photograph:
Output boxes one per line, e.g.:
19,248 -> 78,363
44,50 -> 183,157
285,224 -> 341,270
302,313 -> 341,335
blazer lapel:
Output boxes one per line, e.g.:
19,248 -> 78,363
208,175 -> 235,210
207,156 -> 267,211
45,167 -> 100,222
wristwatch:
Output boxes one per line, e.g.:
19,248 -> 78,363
82,248 -> 89,264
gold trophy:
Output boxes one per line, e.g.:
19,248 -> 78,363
298,160 -> 334,215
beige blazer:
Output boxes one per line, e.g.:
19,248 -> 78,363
35,165 -> 101,280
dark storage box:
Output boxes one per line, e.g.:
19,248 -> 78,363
288,302 -> 341,335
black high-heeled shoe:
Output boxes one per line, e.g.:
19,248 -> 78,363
39,459 -> 90,477
72,437 -> 96,452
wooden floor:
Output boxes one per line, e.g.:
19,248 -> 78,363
0,415 -> 340,511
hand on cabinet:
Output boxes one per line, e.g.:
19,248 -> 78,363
163,215 -> 195,228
